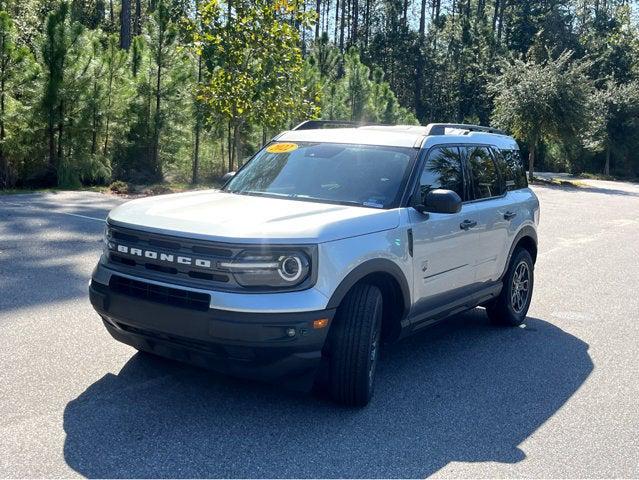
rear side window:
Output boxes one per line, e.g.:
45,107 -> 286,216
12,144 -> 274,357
465,146 -> 504,200
419,146 -> 465,200
495,149 -> 528,190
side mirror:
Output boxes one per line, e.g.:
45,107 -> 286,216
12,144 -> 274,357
413,189 -> 462,215
222,171 -> 236,183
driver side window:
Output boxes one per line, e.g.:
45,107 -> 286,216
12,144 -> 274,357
419,146 -> 465,200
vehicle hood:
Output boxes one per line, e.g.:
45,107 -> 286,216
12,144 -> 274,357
107,190 -> 400,244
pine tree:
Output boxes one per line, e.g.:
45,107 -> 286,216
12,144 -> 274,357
0,11 -> 37,187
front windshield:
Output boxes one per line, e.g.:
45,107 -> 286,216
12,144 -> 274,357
224,142 -> 416,208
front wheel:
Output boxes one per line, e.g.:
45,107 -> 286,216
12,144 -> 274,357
327,283 -> 383,407
486,248 -> 534,326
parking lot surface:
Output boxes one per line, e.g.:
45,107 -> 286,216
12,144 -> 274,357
1,180 -> 638,478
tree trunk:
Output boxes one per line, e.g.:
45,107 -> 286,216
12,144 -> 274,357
496,0 -> 505,41
192,53 -> 202,184
227,120 -> 233,172
315,0 -> 321,39
151,28 -> 162,179
528,142 -> 536,182
110,0 -> 115,24
419,0 -> 426,42
152,62 -> 161,177
477,0 -> 485,17
91,83 -> 98,155
364,0 -> 370,46
334,0 -> 339,43
56,100 -> 64,185
48,114 -> 56,176
604,145 -> 610,176
0,56 -> 6,188
134,0 -> 141,35
0,98 -> 5,188
324,0 -> 330,34
234,122 -> 241,167
57,101 -> 64,162
120,0 -> 132,49
103,64 -> 114,155
339,0 -> 345,50
492,0 -> 500,33
351,0 -> 358,44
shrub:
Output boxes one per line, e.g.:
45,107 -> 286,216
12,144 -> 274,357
108,180 -> 130,194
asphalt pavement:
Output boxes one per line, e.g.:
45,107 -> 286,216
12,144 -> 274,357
0,181 -> 638,478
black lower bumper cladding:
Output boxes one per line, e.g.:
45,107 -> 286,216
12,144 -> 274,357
89,277 -> 335,389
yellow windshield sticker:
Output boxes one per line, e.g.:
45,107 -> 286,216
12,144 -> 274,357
266,142 -> 299,154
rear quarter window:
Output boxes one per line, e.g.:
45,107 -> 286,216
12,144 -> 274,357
495,149 -> 527,190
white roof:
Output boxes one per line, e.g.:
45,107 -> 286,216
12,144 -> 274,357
277,125 -> 519,150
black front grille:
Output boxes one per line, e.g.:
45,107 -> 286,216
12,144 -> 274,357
109,275 -> 210,311
105,224 -> 241,289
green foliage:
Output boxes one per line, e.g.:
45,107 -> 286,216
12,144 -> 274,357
586,81 -> 639,176
197,0 -> 318,170
2,0 -> 639,189
490,51 -> 593,179
315,46 -> 418,125
0,10 -> 39,187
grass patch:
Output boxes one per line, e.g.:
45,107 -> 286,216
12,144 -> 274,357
577,172 -> 639,183
126,182 -> 222,197
0,186 -> 108,195
531,176 -> 588,188
1,181 -> 222,197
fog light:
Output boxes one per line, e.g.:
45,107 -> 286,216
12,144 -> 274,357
286,328 -> 296,337
313,318 -> 329,329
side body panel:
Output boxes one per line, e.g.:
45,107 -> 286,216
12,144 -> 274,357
472,189 -> 539,282
408,204 -> 480,305
315,212 -> 414,306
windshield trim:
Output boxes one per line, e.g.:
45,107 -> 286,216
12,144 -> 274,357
222,141 -> 419,210
228,190 -> 388,209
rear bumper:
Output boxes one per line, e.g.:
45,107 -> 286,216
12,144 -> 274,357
89,275 -> 335,389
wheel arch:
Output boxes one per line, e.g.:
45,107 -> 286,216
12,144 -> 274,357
326,259 -> 411,342
502,226 -> 538,280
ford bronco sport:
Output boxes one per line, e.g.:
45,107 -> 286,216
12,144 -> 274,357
89,121 -> 539,406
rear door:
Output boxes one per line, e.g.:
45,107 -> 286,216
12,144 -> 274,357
409,145 -> 480,312
463,145 -> 510,283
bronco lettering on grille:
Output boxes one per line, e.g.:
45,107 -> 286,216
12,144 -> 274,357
114,244 -> 212,268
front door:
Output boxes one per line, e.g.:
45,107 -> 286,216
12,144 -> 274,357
409,146 -> 481,316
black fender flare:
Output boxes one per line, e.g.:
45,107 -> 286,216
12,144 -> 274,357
326,258 -> 411,318
501,225 -> 538,279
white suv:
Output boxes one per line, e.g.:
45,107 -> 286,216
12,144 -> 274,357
90,122 -> 539,406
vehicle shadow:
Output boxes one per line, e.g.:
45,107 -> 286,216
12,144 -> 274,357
62,310 -> 592,478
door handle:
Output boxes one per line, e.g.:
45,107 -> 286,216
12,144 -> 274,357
460,219 -> 477,230
503,211 -> 517,220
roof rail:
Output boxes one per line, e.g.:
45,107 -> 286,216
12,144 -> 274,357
424,123 -> 507,136
292,120 -> 359,131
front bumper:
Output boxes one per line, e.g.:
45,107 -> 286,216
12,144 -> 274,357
89,268 -> 335,389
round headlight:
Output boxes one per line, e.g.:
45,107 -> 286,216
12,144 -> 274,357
278,255 -> 303,282
223,249 -> 312,289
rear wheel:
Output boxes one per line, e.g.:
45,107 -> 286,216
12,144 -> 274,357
487,248 -> 534,326
327,283 -> 383,407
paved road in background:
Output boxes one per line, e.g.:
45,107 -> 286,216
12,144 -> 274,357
1,180 -> 638,478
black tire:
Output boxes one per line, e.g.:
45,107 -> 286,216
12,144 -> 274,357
327,283 -> 383,407
487,247 -> 534,326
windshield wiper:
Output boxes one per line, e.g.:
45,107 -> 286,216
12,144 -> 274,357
232,190 -> 292,199
295,195 -> 367,208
